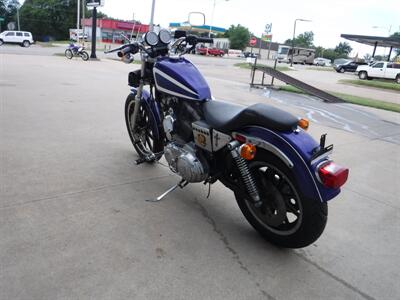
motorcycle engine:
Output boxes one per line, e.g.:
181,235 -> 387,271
164,142 -> 209,183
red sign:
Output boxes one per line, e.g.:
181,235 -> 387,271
250,37 -> 257,46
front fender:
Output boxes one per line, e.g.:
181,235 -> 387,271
235,126 -> 340,202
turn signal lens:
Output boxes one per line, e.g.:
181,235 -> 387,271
298,118 -> 309,130
240,143 -> 256,160
318,162 -> 349,189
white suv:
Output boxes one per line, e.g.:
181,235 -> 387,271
0,31 -> 34,47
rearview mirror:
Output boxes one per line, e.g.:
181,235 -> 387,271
188,12 -> 205,27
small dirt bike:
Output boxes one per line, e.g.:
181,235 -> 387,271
65,43 -> 89,61
106,29 -> 349,248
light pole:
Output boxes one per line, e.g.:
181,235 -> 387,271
149,0 -> 156,31
208,0 -> 229,38
290,18 -> 311,67
372,25 -> 392,36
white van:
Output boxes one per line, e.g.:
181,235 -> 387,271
0,31 -> 34,47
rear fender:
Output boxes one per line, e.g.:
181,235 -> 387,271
233,126 -> 340,202
130,88 -> 163,141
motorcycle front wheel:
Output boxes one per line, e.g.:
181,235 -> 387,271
235,150 -> 327,248
80,51 -> 89,61
65,49 -> 73,59
125,94 -> 163,162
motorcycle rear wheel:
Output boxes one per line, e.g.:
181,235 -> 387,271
235,150 -> 327,248
80,51 -> 89,61
125,94 -> 163,162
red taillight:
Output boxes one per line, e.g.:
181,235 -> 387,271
318,162 -> 349,189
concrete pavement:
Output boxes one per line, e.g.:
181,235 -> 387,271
1,54 -> 400,300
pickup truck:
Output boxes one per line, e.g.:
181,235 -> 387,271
356,61 -> 400,83
197,47 -> 225,57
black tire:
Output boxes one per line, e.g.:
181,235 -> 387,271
0,39 -> 4,46
22,40 -> 30,47
235,151 -> 327,248
358,71 -> 368,80
80,51 -> 89,61
125,94 -> 163,162
396,75 -> 400,84
339,67 -> 345,73
65,49 -> 73,59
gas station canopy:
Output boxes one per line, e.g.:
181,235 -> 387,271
340,34 -> 400,60
341,34 -> 400,48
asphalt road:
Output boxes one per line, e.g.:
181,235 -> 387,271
1,53 -> 400,300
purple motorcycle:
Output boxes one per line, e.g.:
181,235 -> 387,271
106,29 -> 349,248
65,43 -> 89,61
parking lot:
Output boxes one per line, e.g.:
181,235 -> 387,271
1,48 -> 400,299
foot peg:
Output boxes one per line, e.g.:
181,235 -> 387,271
146,179 -> 188,202
135,151 -> 164,165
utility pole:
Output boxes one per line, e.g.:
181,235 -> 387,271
77,0 -> 80,42
17,6 -> 20,30
82,0 -> 85,42
90,6 -> 97,59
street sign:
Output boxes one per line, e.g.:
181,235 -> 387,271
265,23 -> 272,34
87,0 -> 104,7
7,22 -> 15,30
261,34 -> 272,42
250,37 -> 257,46
0,17 -> 5,22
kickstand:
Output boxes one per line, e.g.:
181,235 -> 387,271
145,179 -> 188,202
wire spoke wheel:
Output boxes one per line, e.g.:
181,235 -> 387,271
80,51 -> 89,61
125,94 -> 163,161
65,49 -> 73,59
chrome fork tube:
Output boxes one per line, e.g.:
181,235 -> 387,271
130,57 -> 147,133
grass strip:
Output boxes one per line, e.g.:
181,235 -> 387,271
339,79 -> 400,92
278,85 -> 400,113
306,67 -> 334,72
234,63 -> 293,72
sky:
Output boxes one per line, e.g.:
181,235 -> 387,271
97,0 -> 399,56
25,0 -> 398,56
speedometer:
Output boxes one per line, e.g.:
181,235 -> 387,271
159,29 -> 172,44
145,31 -> 159,46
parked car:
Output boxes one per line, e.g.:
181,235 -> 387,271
197,47 -> 225,56
0,30 -> 34,47
239,51 -> 260,58
357,61 -> 400,83
334,60 -> 366,73
313,57 -> 331,66
71,33 -> 88,42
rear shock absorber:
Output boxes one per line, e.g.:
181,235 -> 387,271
227,141 -> 262,207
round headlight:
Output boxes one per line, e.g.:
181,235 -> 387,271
145,31 -> 159,46
159,29 -> 172,44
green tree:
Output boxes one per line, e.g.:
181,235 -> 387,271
334,42 -> 352,56
224,24 -> 251,50
314,46 -> 325,58
19,0 -> 79,40
0,0 -> 20,30
390,32 -> 400,56
284,31 -> 314,48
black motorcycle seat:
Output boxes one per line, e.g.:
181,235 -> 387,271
202,100 -> 298,132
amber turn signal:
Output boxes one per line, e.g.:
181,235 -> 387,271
298,118 -> 309,130
239,143 -> 256,160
